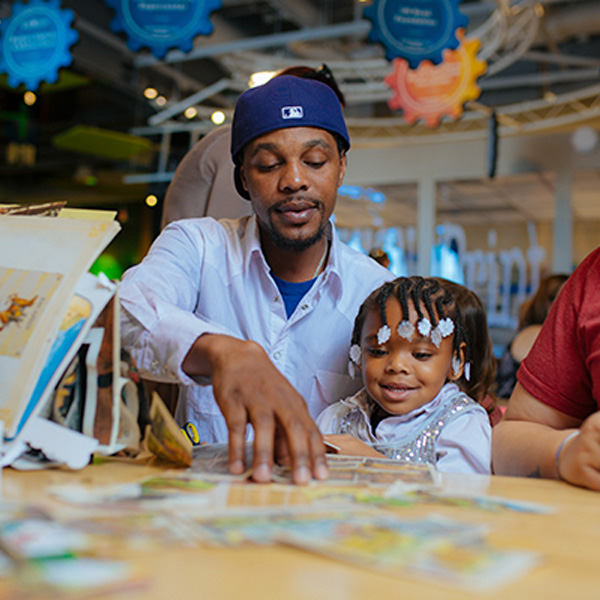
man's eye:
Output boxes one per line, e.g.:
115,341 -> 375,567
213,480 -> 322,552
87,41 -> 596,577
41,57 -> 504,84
306,160 -> 325,168
257,163 -> 279,171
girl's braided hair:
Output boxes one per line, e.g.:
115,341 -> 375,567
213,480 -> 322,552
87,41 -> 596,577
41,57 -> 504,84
351,276 -> 466,359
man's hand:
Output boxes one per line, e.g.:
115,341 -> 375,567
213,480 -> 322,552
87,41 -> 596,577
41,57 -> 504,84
182,334 -> 328,484
557,413 -> 600,490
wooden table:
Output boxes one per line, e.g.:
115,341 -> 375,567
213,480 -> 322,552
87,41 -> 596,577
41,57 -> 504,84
2,461 -> 599,600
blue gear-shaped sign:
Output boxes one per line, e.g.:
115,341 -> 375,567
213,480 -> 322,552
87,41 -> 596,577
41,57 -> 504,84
0,0 -> 78,90
105,0 -> 222,59
363,0 -> 468,68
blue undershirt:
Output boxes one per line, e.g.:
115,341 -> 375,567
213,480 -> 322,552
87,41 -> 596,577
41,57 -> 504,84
271,273 -> 317,318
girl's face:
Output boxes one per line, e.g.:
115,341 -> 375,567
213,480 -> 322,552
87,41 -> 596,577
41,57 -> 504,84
359,298 -> 461,416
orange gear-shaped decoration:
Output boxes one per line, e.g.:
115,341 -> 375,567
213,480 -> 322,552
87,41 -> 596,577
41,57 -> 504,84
384,31 -> 486,128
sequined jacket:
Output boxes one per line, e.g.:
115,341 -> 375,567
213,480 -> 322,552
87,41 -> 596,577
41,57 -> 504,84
316,383 -> 491,474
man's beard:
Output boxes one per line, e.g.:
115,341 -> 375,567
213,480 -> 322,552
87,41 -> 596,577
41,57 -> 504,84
268,223 -> 326,251
264,200 -> 326,251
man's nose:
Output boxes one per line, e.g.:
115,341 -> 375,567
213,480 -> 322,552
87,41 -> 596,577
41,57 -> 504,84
279,161 -> 309,192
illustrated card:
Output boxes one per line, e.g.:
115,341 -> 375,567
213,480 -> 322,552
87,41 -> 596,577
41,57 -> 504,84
0,267 -> 62,358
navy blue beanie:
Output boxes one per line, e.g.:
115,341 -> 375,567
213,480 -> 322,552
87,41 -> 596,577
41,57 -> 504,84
230,75 -> 350,161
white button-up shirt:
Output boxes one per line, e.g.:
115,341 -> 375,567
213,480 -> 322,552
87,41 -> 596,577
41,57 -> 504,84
120,215 -> 392,443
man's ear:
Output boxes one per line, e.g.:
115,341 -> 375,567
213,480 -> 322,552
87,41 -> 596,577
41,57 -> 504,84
337,151 -> 347,187
240,165 -> 248,192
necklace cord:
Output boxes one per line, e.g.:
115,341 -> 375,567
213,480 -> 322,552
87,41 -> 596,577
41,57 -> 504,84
312,240 -> 330,278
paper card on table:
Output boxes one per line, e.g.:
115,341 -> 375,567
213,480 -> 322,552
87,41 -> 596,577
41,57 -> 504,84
190,443 -> 438,486
191,442 -> 252,480
270,453 -> 439,486
143,392 -> 192,468
270,512 -> 539,591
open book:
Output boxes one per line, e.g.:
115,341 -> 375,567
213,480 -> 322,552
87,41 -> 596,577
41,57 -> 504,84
0,209 -> 121,444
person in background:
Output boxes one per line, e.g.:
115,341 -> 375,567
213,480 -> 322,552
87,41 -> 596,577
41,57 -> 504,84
317,276 -> 491,474
160,65 -> 345,229
435,278 -> 503,427
492,247 -> 600,490
495,273 -> 569,399
368,247 -> 391,269
120,75 -> 392,484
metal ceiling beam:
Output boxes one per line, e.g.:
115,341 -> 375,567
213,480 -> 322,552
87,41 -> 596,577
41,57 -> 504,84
265,0 -> 323,29
523,50 -> 600,68
76,16 -> 206,93
134,20 -> 371,67
480,68 -> 600,90
148,78 -> 245,125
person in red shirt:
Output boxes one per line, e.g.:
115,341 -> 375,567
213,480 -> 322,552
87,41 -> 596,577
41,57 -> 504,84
493,246 -> 600,490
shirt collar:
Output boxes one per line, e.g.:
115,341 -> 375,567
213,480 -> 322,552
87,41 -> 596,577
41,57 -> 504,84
242,215 -> 267,273
242,215 -> 341,294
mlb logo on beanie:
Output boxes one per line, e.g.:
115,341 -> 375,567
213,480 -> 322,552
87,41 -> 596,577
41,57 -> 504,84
282,106 -> 304,119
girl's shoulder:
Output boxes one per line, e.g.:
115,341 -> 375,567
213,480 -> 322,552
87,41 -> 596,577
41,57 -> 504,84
436,385 -> 489,421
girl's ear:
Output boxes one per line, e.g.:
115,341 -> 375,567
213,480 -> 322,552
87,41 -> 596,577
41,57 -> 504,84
448,342 -> 467,381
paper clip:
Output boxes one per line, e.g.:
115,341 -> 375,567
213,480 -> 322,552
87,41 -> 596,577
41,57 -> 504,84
181,421 -> 200,445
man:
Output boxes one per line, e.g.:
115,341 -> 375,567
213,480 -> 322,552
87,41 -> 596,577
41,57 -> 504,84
160,65 -> 344,228
120,76 -> 392,484
492,246 -> 600,491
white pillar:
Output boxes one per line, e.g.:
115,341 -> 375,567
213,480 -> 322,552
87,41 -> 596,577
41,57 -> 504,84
416,176 -> 436,275
553,168 -> 573,273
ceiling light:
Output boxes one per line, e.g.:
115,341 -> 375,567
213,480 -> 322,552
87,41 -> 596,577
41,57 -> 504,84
145,194 -> 158,207
155,96 -> 167,106
184,107 -> 197,119
571,126 -> 598,155
211,110 -> 226,125
248,71 -> 277,88
144,87 -> 158,99
23,91 -> 36,106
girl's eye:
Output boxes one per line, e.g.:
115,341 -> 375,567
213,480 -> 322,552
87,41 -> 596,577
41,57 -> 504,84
367,347 -> 387,357
413,352 -> 432,360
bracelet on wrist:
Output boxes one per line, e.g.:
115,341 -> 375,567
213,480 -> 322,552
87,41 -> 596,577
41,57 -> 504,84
554,430 -> 580,481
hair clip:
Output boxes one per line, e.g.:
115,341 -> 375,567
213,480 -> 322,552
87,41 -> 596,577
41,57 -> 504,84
431,317 -> 455,347
377,325 -> 391,345
451,355 -> 462,378
348,361 -> 356,378
397,320 -> 414,341
437,317 -> 455,338
417,318 -> 431,337
464,361 -> 471,381
349,344 -> 362,365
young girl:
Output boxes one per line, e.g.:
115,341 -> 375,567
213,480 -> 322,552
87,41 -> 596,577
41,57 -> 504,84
316,276 -> 491,474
